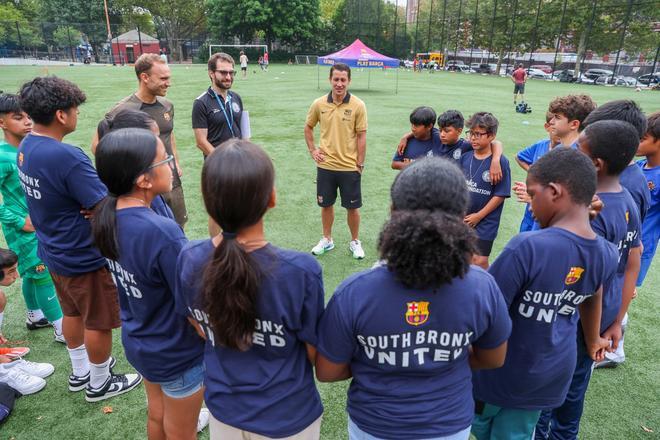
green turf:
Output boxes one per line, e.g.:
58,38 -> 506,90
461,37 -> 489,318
0,65 -> 658,439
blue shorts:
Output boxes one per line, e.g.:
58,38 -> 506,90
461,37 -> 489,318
152,362 -> 204,399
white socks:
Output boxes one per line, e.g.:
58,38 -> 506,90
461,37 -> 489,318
0,311 -> 4,329
89,358 -> 111,389
28,309 -> 45,321
67,344 -> 90,377
52,317 -> 63,335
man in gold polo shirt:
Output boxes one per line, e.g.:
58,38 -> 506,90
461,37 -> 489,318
304,63 -> 367,259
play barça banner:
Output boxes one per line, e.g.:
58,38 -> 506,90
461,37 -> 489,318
318,39 -> 399,69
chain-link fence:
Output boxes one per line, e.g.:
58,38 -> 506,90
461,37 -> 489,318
0,20 -> 211,65
327,0 -> 659,85
1,0 -> 658,85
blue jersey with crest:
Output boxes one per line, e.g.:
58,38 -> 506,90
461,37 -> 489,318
620,163 -> 650,223
473,227 -> 618,410
459,151 -> 511,241
317,265 -> 511,439
590,190 -> 641,331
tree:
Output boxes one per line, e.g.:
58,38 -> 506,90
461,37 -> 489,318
120,0 -> 207,61
0,2 -> 43,51
206,0 -> 320,49
52,25 -> 81,49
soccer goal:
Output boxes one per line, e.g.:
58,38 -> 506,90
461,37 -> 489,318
295,55 -> 319,65
208,44 -> 268,59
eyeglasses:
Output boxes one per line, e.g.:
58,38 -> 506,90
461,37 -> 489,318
147,154 -> 175,171
214,70 -> 236,76
467,130 -> 490,138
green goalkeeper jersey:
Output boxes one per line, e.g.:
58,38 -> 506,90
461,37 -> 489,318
0,140 -> 41,274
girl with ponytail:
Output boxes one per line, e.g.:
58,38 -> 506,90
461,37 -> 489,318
315,158 -> 512,440
174,139 -> 325,440
92,128 -> 206,439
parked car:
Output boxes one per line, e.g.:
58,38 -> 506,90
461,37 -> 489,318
445,60 -> 465,68
581,68 -> 614,82
595,75 -> 631,87
531,64 -> 553,74
446,65 -> 476,73
637,72 -> 660,86
526,68 -> 552,80
554,69 -> 576,83
476,63 -> 496,74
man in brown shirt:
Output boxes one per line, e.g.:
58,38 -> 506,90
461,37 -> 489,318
92,53 -> 187,227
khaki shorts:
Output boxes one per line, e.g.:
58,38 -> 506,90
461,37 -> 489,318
51,266 -> 120,331
210,415 -> 321,440
162,185 -> 188,227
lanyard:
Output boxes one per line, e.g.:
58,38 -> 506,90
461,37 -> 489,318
212,90 -> 235,137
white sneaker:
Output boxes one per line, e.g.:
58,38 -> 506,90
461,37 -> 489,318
1,367 -> 46,395
6,359 -> 55,378
197,408 -> 210,432
54,330 -> 66,344
349,240 -> 365,259
311,237 -> 335,255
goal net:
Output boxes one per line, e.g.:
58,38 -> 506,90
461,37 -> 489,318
295,55 -> 319,65
208,44 -> 268,60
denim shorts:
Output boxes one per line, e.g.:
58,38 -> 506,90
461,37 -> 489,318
153,362 -> 204,399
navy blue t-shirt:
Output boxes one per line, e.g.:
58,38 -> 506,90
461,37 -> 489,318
392,136 -> 434,163
108,207 -> 203,382
474,228 -> 618,410
17,134 -> 107,276
459,151 -> 511,241
435,134 -> 473,162
317,265 -> 511,439
620,163 -> 650,223
150,195 -> 175,220
175,240 -> 324,437
591,190 -> 641,331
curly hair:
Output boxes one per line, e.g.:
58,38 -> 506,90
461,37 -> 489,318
548,94 -> 596,130
466,111 -> 499,135
379,158 -> 476,288
19,77 -> 86,125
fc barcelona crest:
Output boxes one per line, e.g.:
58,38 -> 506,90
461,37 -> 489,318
18,152 -> 24,166
565,267 -> 585,285
405,301 -> 429,326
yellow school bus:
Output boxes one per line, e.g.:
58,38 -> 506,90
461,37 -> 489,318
416,52 -> 444,67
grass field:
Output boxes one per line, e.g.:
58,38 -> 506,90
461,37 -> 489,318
0,64 -> 658,439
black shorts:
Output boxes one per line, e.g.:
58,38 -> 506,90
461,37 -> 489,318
241,66 -> 247,71
475,239 -> 494,257
317,168 -> 362,209
514,83 -> 525,94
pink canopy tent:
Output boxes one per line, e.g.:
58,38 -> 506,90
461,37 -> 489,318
317,39 -> 400,93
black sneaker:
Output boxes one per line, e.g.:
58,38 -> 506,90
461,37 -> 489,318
68,357 -> 117,392
26,317 -> 50,330
84,372 -> 142,402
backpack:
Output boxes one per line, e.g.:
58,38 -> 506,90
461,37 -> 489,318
516,102 -> 532,113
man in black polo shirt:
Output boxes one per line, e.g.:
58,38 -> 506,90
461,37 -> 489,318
192,53 -> 244,157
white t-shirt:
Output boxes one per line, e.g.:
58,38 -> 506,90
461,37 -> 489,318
240,54 -> 248,68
